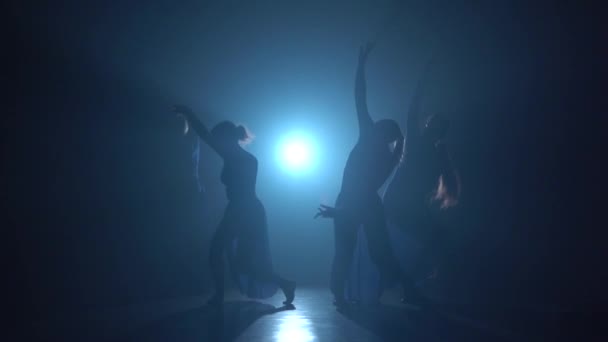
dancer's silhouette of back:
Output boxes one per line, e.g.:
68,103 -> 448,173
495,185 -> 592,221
384,57 -> 460,285
174,105 -> 296,305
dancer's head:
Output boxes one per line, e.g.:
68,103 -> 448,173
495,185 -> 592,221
211,121 -> 252,151
423,114 -> 449,143
373,119 -> 403,144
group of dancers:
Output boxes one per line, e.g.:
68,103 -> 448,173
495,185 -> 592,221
173,42 -> 460,308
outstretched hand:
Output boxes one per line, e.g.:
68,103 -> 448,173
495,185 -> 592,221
172,105 -> 194,134
314,204 -> 338,219
358,42 -> 376,64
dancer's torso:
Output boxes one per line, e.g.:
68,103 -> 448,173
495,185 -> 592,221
340,134 -> 394,201
221,150 -> 258,202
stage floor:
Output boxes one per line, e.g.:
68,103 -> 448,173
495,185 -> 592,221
31,287 -> 566,341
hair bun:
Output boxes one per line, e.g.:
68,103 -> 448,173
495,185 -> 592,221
236,125 -> 248,141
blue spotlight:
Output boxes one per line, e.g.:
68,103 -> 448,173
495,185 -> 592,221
276,132 -> 318,175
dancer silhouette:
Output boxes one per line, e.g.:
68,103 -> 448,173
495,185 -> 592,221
383,57 -> 460,300
174,105 -> 296,305
316,44 -> 423,307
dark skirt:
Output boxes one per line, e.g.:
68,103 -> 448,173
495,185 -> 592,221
345,220 -> 431,304
221,197 -> 279,299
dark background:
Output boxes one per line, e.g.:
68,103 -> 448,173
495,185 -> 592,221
7,0 -> 605,326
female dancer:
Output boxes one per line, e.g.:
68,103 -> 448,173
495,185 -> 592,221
174,105 -> 296,305
383,58 -> 460,297
315,43 -> 422,307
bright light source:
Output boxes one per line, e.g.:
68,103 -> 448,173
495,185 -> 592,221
276,132 -> 317,175
282,139 -> 310,168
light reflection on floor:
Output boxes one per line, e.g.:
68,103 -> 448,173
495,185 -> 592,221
32,287 -> 527,341
275,312 -> 316,342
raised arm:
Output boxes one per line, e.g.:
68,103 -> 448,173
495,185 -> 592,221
406,57 -> 435,143
173,105 -> 222,156
355,43 -> 375,137
406,82 -> 423,142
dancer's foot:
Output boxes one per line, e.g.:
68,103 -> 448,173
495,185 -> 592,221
281,281 -> 296,305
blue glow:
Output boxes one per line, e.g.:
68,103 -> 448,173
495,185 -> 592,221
275,313 -> 315,342
276,131 -> 318,175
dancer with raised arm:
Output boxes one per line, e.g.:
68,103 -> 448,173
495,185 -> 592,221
315,43 -> 423,307
174,105 -> 296,306
383,57 -> 460,303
